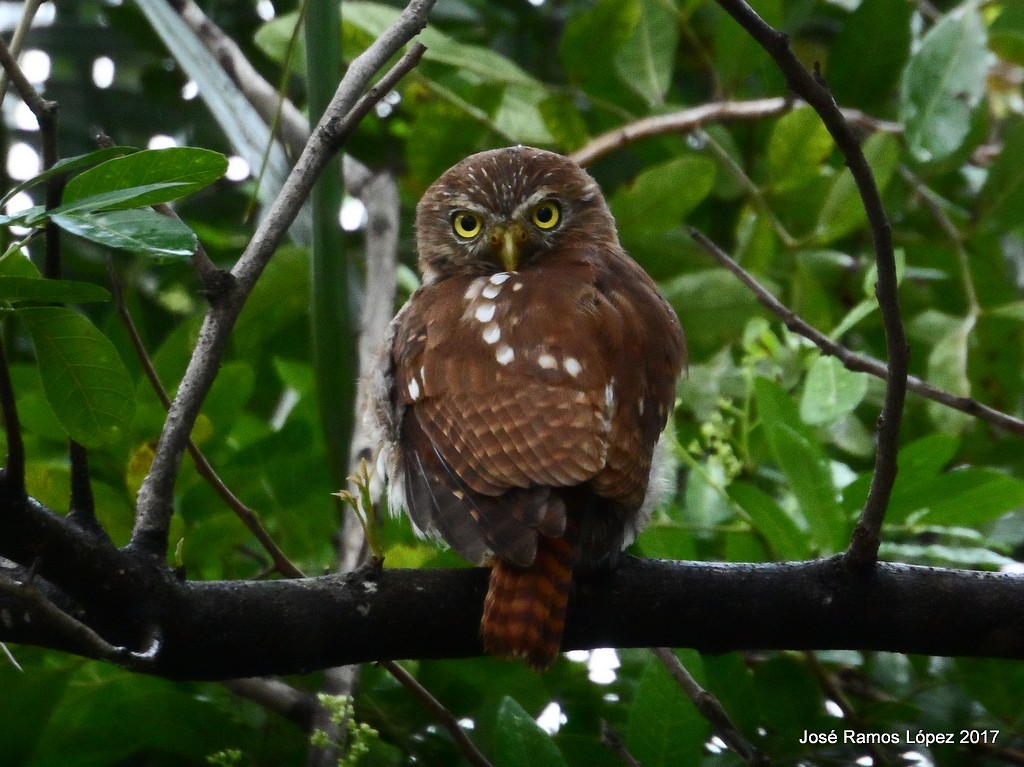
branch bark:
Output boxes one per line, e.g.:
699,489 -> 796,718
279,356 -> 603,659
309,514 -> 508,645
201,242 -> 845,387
4,491 -> 1024,679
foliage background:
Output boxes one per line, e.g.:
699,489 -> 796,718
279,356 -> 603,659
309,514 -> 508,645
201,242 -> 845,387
3,0 -> 1024,765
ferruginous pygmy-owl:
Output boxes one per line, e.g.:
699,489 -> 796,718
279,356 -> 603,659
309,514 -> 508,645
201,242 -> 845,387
365,146 -> 686,669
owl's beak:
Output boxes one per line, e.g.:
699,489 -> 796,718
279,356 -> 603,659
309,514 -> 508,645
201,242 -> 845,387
488,223 -> 527,272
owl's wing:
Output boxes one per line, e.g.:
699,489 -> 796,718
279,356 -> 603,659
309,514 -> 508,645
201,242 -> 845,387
390,256 -> 683,566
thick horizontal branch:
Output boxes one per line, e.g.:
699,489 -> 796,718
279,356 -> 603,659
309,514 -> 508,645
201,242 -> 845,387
4,549 -> 1024,680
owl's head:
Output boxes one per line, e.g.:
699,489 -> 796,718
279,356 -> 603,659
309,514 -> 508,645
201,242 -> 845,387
415,146 -> 618,282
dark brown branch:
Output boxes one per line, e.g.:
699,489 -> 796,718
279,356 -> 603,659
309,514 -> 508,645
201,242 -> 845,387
713,0 -> 908,568
4,488 -> 1024,678
381,661 -> 493,767
651,648 -> 766,766
5,487 -> 1024,680
688,228 -> 1024,436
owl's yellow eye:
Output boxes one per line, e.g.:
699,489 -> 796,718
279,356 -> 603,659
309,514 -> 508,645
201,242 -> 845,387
531,200 -> 561,230
452,211 -> 483,239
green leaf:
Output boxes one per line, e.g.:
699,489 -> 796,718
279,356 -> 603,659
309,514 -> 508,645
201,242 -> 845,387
662,269 -> 765,349
626,653 -> 708,767
878,541 -> 1017,570
490,697 -> 567,767
729,481 -> 812,560
0,276 -> 110,305
814,132 -> 899,243
990,3 -> 1024,65
978,119 -> 1024,233
799,355 -> 869,425
989,300 -> 1024,322
260,3 -> 541,88
21,184 -> 193,226
18,306 -> 135,448
900,4 -> 988,164
0,146 -> 136,209
613,0 -> 678,107
827,0 -> 912,110
52,209 -> 197,259
925,318 -> 973,433
63,147 -> 227,208
538,95 -> 590,152
919,471 -> 1024,526
767,106 -> 834,193
610,156 -> 716,234
560,0 -> 640,93
755,377 -> 847,554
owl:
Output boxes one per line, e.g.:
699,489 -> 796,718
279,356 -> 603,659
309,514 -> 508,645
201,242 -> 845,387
366,146 -> 686,669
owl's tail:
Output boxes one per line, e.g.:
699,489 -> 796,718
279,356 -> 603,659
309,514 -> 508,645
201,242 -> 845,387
481,533 -> 575,671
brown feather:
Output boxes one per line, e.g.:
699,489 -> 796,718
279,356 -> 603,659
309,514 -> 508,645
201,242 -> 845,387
370,146 -> 686,669
482,528 -> 575,670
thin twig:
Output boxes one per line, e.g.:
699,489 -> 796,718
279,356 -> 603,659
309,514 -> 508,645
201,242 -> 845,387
712,0 -> 908,568
320,43 -> 427,152
129,3 -> 434,557
67,441 -> 99,530
804,653 -> 891,765
106,262 -> 305,579
569,97 -> 902,168
0,571 -> 157,671
600,721 -> 642,767
899,166 -> 980,315
381,660 -> 494,767
688,228 -> 1024,436
0,35 -> 55,121
222,677 -> 320,730
571,98 -> 791,167
650,648 -> 767,766
0,0 -> 46,101
0,334 -> 25,498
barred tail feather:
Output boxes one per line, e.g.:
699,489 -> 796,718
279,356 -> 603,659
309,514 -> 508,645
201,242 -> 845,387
481,533 -> 575,670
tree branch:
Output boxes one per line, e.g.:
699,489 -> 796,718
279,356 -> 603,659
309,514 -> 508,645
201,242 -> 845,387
129,2 -> 434,558
381,661 -> 493,767
6,491 -> 1024,680
711,0 -> 908,568
650,648 -> 766,766
107,263 -> 305,578
569,97 -> 903,168
688,228 -> 1024,437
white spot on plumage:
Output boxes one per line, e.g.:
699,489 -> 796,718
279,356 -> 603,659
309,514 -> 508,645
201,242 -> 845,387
512,282 -> 524,291
605,379 -> 616,411
564,357 -> 583,377
475,303 -> 496,323
489,272 -> 511,285
464,278 -> 485,302
538,353 -> 557,370
420,366 -> 427,391
482,283 -> 502,299
482,323 -> 501,344
496,345 -> 515,365
638,396 -> 645,416
408,377 -> 421,401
